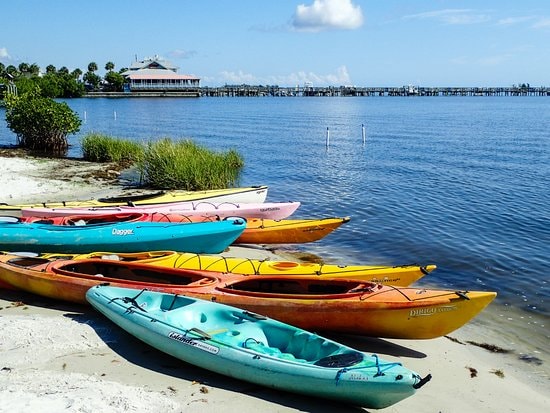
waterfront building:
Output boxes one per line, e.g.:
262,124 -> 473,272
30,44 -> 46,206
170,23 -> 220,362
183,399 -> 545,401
121,55 -> 200,93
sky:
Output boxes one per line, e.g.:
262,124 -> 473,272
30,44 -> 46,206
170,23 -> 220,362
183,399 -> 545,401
1,0 -> 549,87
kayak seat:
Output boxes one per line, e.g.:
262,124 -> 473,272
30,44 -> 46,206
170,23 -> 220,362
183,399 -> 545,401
284,332 -> 340,361
313,351 -> 364,368
243,339 -> 308,363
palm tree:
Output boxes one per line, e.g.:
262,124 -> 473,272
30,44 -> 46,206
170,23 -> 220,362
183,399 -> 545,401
5,65 -> 18,77
46,64 -> 56,74
105,61 -> 115,72
71,68 -> 83,80
88,62 -> 98,72
18,62 -> 30,74
29,63 -> 40,76
58,66 -> 70,75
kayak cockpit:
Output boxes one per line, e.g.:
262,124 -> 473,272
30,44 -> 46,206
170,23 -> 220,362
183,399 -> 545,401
218,277 -> 380,298
53,260 -> 217,287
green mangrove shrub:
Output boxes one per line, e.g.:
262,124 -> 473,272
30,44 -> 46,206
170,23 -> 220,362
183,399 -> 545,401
4,87 -> 81,153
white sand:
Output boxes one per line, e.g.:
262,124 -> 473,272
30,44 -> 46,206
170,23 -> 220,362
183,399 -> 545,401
1,156 -> 126,205
0,155 -> 548,412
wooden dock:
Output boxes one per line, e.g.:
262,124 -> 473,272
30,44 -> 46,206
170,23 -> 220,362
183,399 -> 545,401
84,85 -> 550,98
199,85 -> 550,97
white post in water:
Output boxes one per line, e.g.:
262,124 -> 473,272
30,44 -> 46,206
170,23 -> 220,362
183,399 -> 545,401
114,111 -> 117,120
84,111 -> 87,122
362,123 -> 366,145
326,127 -> 330,148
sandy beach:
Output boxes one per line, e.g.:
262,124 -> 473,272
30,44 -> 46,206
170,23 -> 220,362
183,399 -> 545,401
0,155 -> 548,412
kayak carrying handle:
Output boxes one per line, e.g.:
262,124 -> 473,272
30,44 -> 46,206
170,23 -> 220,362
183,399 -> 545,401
242,310 -> 267,320
186,327 -> 211,340
242,337 -> 263,348
413,373 -> 432,389
454,291 -> 470,300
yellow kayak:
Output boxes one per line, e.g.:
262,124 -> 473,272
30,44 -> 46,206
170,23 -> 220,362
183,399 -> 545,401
0,185 -> 268,214
234,217 -> 351,244
33,250 -> 436,286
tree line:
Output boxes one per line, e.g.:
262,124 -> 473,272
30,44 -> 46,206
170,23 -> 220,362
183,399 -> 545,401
0,61 -> 126,99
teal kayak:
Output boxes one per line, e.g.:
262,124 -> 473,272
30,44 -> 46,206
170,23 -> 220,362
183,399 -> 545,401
86,285 -> 431,409
0,217 -> 246,254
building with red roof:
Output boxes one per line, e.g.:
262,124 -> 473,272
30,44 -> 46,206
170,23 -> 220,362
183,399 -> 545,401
121,55 -> 200,94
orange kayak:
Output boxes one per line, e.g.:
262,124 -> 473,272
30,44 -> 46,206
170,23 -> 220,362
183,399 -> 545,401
234,217 -> 351,244
0,254 -> 495,339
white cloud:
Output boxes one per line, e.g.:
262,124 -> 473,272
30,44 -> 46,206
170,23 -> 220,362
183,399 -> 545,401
268,65 -> 351,86
219,70 -> 258,84
214,66 -> 351,87
0,47 -> 11,60
478,54 -> 513,66
292,0 -> 363,32
273,66 -> 351,86
402,9 -> 490,25
168,49 -> 197,59
532,17 -> 550,29
497,16 -> 536,26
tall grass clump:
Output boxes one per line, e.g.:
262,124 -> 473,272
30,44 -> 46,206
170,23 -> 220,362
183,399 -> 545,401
81,133 -> 143,165
139,138 -> 244,190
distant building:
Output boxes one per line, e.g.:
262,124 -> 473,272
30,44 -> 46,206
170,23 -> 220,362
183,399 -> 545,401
121,55 -> 200,93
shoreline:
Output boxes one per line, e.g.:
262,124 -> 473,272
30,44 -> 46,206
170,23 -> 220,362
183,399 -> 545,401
0,155 -> 548,412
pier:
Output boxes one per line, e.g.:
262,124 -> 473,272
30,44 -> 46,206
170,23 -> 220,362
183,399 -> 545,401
199,85 -> 550,97
84,85 -> 550,98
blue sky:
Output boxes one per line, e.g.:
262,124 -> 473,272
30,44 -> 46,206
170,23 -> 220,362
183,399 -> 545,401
1,0 -> 549,87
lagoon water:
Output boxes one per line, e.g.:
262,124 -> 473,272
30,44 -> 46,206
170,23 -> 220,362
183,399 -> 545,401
1,96 -> 548,371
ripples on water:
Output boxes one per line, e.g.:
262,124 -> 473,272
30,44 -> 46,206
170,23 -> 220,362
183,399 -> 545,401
1,96 -> 548,356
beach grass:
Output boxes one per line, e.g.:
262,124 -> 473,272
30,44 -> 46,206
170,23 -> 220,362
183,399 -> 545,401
137,138 -> 244,190
81,134 -> 243,190
81,133 -> 143,165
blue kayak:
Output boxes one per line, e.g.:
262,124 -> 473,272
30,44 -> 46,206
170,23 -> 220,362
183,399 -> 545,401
86,284 -> 430,409
0,217 -> 246,254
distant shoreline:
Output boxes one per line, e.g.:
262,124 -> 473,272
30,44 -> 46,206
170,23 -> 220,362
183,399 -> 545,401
84,85 -> 550,98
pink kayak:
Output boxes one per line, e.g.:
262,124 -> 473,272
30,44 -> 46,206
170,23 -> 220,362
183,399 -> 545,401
20,201 -> 301,220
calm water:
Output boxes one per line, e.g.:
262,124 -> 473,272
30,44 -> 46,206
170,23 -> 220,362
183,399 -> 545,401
1,96 -> 548,364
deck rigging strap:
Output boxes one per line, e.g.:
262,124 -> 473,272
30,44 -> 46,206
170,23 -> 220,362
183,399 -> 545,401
334,354 -> 403,385
119,288 -> 149,312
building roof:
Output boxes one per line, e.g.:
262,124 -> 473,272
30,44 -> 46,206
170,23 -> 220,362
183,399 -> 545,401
125,55 -> 178,71
127,70 -> 200,80
121,55 -> 200,82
